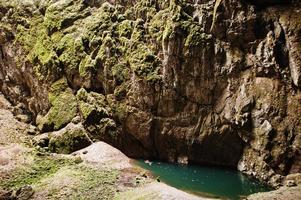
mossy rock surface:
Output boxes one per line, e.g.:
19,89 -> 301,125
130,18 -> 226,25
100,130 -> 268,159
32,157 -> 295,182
48,123 -> 92,154
76,88 -> 110,123
2,0 -> 197,83
38,79 -> 78,132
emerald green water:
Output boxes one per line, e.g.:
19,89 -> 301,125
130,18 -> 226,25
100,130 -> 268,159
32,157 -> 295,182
136,160 -> 271,200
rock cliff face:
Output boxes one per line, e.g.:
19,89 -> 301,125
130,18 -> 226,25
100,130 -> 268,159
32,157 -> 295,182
0,0 -> 300,187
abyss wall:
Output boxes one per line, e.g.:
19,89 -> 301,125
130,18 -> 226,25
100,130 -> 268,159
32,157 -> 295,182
0,0 -> 300,187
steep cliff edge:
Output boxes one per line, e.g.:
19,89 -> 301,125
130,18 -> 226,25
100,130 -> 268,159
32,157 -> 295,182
0,0 -> 300,187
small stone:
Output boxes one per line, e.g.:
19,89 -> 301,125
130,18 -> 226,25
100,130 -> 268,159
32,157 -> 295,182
43,147 -> 49,151
74,156 -> 83,164
16,114 -> 30,123
12,103 -> 25,115
71,116 -> 81,124
33,133 -> 50,147
14,185 -> 34,200
286,180 -> 297,187
141,173 -> 148,178
177,156 -> 188,165
261,120 -> 273,134
26,125 -> 37,135
285,173 -> 301,185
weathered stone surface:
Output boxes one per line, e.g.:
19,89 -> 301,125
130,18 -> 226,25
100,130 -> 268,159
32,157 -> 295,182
36,78 -> 78,132
37,123 -> 92,154
0,95 -> 29,145
14,185 -> 34,200
72,141 -> 131,170
247,185 -> 301,200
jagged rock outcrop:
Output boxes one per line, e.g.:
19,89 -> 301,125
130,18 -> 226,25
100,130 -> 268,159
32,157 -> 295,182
0,0 -> 300,187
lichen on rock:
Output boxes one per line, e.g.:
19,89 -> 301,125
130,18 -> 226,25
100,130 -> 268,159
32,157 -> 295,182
37,78 -> 78,132
48,123 -> 92,154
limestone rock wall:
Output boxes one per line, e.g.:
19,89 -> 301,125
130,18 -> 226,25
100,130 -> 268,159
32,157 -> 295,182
0,0 -> 300,187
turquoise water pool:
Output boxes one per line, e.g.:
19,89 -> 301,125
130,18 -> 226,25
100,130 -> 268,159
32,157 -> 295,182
136,160 -> 271,199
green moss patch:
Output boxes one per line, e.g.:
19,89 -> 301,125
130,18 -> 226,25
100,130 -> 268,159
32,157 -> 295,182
38,79 -> 78,131
128,44 -> 161,82
0,153 -> 76,190
35,165 -> 119,200
0,151 -> 119,200
76,88 -> 110,122
48,124 -> 92,154
3,0 -> 212,82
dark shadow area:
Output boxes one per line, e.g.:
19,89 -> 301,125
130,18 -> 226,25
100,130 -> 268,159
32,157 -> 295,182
247,0 -> 293,8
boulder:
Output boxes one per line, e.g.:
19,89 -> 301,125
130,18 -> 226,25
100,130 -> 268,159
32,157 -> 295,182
34,123 -> 92,154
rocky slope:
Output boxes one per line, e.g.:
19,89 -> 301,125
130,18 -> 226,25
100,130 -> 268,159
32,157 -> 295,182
0,0 -> 300,188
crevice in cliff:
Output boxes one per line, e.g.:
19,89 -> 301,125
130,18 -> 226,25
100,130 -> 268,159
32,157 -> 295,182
149,117 -> 161,158
274,26 -> 289,70
149,84 -> 164,159
0,45 -> 4,61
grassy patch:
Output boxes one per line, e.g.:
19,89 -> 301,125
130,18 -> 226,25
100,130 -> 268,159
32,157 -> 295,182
0,151 -> 119,200
36,165 -> 119,200
0,153 -> 76,190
